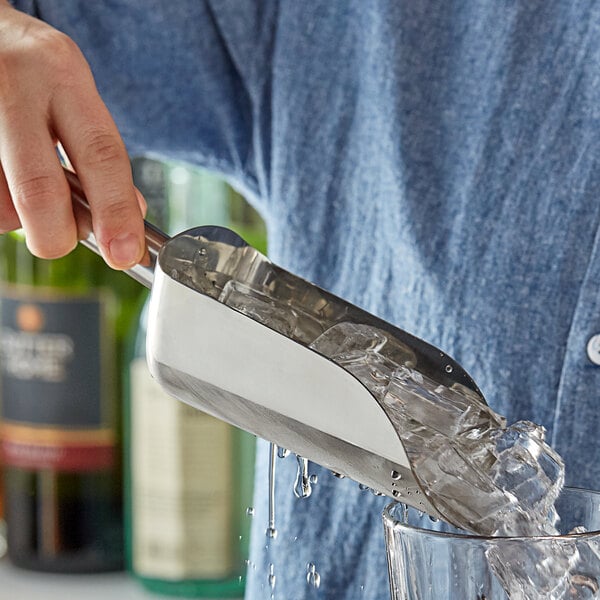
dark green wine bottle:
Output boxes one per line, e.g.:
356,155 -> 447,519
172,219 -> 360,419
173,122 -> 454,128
0,230 -> 144,573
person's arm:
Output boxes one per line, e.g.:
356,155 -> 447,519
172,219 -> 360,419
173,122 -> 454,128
0,0 -> 146,269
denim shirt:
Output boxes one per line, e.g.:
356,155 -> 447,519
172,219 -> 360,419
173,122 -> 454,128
15,2 -> 600,598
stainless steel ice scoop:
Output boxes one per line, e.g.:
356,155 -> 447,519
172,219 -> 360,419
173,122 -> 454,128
69,171 -> 485,517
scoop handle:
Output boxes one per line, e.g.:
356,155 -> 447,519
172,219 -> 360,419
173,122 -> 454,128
65,168 -> 169,289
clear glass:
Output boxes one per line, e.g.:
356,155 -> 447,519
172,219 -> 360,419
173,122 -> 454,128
383,487 -> 600,599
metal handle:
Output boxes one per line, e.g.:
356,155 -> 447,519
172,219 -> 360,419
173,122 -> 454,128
65,168 -> 169,288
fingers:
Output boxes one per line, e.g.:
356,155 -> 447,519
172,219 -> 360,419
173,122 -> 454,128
51,67 -> 145,270
0,165 -> 20,233
0,111 -> 77,258
0,9 -> 146,269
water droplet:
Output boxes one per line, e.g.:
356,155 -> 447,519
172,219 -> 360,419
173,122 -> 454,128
268,563 -> 276,590
277,446 -> 290,459
294,456 -> 313,499
445,364 -> 453,373
331,471 -> 346,479
170,269 -> 179,280
391,470 -> 402,480
199,247 -> 207,256
309,473 -> 318,485
306,563 -> 321,588
246,507 -> 255,517
392,489 -> 402,498
429,515 -> 439,522
358,483 -> 370,492
266,526 -> 278,540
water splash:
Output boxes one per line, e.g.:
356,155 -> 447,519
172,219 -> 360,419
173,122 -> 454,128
306,562 -> 321,588
266,443 -> 278,540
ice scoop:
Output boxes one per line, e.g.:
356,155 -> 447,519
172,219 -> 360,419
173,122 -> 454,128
69,170 -> 486,517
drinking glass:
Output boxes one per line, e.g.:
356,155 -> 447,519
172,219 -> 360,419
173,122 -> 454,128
383,486 -> 600,599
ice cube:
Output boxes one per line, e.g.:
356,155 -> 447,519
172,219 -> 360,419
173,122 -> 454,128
309,322 -> 417,368
486,538 -> 578,599
309,323 -> 409,399
409,438 -> 514,531
341,353 -> 398,400
220,279 -> 298,336
490,422 -> 564,533
219,280 -> 326,342
309,322 -> 388,362
383,367 -> 504,438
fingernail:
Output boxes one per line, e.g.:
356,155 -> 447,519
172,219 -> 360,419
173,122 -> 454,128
135,188 -> 148,217
108,232 -> 142,268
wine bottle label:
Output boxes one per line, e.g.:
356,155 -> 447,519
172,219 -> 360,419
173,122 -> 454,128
0,286 -> 116,472
130,358 -> 235,580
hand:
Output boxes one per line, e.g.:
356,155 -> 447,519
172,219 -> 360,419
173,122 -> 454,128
0,1 -> 146,269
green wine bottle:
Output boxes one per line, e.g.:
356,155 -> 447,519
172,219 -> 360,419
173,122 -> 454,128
126,302 -> 256,597
0,230 -> 143,573
124,161 -> 259,597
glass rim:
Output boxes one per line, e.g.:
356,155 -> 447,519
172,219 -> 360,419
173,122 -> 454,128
382,486 -> 600,542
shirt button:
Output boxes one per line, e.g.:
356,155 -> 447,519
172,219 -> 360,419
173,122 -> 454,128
587,334 -> 600,365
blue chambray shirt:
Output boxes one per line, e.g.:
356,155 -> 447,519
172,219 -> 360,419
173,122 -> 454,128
14,1 -> 600,598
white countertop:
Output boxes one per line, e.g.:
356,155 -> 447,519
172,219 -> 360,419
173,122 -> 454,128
0,558 -> 238,600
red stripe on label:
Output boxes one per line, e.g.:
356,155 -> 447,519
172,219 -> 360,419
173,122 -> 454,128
1,439 -> 116,472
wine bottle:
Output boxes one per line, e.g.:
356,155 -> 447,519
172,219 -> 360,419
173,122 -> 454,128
126,303 -> 256,597
0,230 -> 143,572
124,162 -> 259,597
0,405 -> 5,560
